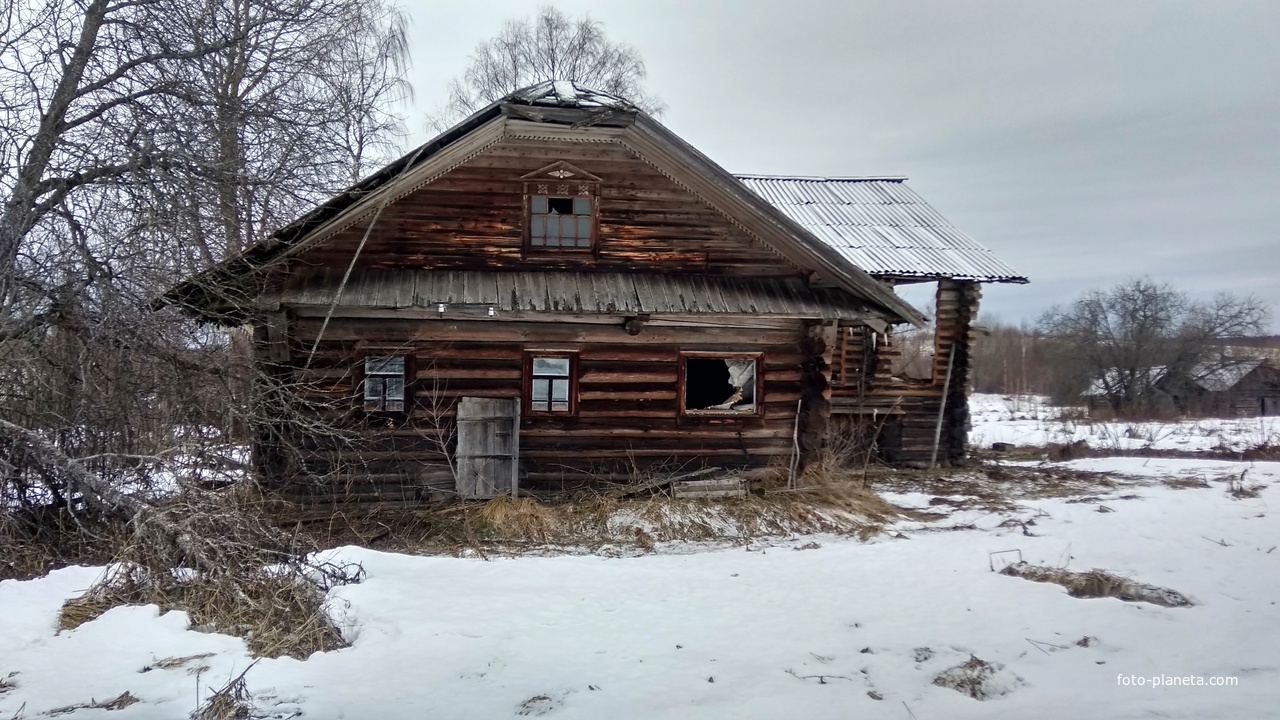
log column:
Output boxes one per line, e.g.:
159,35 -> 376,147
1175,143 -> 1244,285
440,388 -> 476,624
797,321 -> 834,470
933,280 -> 982,463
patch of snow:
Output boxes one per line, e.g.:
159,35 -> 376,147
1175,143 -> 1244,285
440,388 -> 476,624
3,456 -> 1279,719
970,394 -> 1280,453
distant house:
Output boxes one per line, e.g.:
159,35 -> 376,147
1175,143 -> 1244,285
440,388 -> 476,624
1083,359 -> 1280,418
1160,359 -> 1280,417
164,81 -> 1023,505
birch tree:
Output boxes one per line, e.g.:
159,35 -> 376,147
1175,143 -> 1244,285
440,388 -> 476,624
430,5 -> 661,130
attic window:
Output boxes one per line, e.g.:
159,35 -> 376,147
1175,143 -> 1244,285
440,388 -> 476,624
529,195 -> 593,249
681,354 -> 759,414
363,356 -> 406,412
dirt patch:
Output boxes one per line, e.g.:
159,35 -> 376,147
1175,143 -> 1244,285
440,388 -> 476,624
1000,562 -> 1193,607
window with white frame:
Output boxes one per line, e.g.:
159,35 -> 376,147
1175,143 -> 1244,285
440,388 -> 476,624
528,355 -> 574,413
363,356 -> 406,412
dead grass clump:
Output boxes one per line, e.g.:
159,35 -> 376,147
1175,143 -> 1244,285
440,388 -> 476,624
192,665 -> 257,720
1000,561 -> 1193,607
140,653 -> 214,673
932,655 -> 1020,700
58,490 -> 361,659
47,691 -> 139,716
1164,477 -> 1210,490
479,495 -> 564,543
0,508 -> 119,582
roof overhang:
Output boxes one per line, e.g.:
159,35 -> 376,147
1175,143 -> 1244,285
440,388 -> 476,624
163,86 -> 926,327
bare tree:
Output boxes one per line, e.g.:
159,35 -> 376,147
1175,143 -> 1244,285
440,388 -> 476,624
430,5 -> 662,130
1039,278 -> 1271,413
0,0 -> 409,572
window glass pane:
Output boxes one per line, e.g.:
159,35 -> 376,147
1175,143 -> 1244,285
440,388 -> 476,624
531,235 -> 545,246
364,377 -> 383,401
532,378 -> 549,403
384,376 -> 405,402
576,216 -> 591,239
531,196 -> 548,214
551,401 -> 569,412
533,357 -> 570,376
366,356 -> 403,376
545,235 -> 560,248
385,399 -> 405,412
552,378 -> 569,402
573,197 -> 591,215
531,216 -> 545,238
564,215 -> 578,239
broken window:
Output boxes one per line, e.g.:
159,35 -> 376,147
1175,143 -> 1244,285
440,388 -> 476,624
529,195 -> 593,249
683,355 -> 758,414
363,356 -> 406,412
529,355 -> 574,413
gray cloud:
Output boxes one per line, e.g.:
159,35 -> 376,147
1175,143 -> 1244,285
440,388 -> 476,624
399,0 -> 1280,330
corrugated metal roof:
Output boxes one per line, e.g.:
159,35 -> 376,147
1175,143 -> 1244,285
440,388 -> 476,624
272,269 -> 870,319
735,175 -> 1027,283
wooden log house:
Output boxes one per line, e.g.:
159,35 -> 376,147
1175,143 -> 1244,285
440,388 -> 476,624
165,81 -> 1025,504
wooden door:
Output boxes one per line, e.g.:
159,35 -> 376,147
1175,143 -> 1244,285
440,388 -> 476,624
455,397 -> 520,499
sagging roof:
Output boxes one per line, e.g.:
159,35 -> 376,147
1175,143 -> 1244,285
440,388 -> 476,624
163,81 -> 939,326
1190,359 -> 1267,392
265,269 -> 876,320
736,175 -> 1027,284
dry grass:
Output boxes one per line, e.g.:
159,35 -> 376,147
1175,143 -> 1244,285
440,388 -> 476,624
192,664 -> 257,720
58,489 -> 359,659
291,465 -> 915,555
932,655 -> 1016,700
0,509 -> 119,582
1164,477 -> 1211,490
1000,561 -> 1193,607
47,691 -> 139,716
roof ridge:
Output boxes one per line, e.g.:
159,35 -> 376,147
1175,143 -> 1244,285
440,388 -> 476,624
734,174 -> 909,182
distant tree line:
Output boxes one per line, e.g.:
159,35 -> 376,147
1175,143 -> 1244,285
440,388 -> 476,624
970,278 -> 1273,416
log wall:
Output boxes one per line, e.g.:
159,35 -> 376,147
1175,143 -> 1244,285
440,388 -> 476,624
256,314 -> 816,504
829,280 -> 982,466
286,137 -> 802,280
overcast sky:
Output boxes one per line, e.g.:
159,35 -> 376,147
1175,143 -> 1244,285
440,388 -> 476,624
395,0 -> 1280,330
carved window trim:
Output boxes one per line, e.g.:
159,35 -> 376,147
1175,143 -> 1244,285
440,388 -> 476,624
522,162 -> 601,254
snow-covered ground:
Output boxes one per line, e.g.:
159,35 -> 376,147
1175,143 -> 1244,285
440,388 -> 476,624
970,393 -> 1280,453
4,454 -> 1279,719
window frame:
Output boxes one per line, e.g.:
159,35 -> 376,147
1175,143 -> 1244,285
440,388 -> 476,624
678,351 -> 764,417
361,355 -> 409,413
522,174 -> 600,254
523,351 -> 579,416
